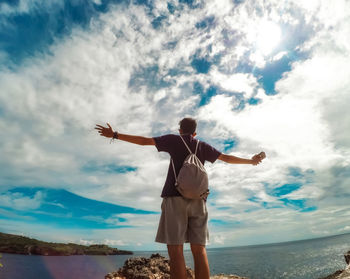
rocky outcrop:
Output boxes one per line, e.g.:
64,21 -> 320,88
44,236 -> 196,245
345,251 -> 350,265
320,250 -> 350,279
105,253 -> 192,279
105,253 -> 248,279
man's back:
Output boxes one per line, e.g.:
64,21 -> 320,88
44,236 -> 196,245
153,134 -> 221,197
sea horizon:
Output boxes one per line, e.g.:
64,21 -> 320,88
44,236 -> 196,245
129,231 -> 350,252
2,231 -> 349,279
3,230 -> 348,252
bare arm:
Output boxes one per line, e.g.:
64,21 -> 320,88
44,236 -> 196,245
118,133 -> 155,146
95,123 -> 155,146
218,152 -> 265,166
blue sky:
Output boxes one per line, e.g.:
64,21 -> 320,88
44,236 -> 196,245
0,0 -> 350,251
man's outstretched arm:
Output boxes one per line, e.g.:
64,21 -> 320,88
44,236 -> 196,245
95,123 -> 155,146
218,152 -> 265,166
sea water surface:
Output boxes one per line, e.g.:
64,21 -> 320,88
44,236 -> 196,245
1,233 -> 349,279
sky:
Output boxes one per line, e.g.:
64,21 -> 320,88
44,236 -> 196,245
0,0 -> 349,251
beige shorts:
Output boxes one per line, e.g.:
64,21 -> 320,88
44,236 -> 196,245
155,196 -> 209,245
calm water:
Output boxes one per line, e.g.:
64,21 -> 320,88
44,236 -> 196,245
1,233 -> 349,279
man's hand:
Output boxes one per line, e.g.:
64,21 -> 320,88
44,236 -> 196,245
95,123 -> 114,138
94,124 -> 155,145
251,151 -> 266,166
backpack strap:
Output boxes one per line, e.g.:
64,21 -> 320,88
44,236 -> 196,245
179,135 -> 200,155
179,135 -> 193,154
195,140 -> 199,155
171,158 -> 178,186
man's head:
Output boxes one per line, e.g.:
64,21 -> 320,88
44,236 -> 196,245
179,117 -> 197,136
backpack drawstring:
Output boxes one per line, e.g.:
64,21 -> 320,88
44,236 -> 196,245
171,136 -> 200,188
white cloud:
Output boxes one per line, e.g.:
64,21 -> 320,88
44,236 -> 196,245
107,213 -> 160,228
0,191 -> 43,211
209,234 -> 225,245
103,239 -> 127,246
0,0 -> 63,15
80,238 -> 127,246
195,0 -> 350,247
0,5 -> 168,208
92,0 -> 102,5
209,68 -> 258,96
196,2 -> 350,211
339,226 -> 350,233
272,51 -> 288,61
0,208 -> 35,220
79,239 -> 95,246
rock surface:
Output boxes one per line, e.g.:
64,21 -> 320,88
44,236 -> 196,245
321,268 -> 350,279
320,250 -> 350,279
345,251 -> 350,265
105,253 -> 247,279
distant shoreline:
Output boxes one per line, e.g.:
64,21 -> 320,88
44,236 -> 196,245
127,232 -> 350,253
0,232 -> 133,256
225,232 -> 350,249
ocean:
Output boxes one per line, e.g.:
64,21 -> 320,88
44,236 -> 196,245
1,233 -> 349,279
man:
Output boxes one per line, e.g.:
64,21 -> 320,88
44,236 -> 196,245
95,118 -> 265,279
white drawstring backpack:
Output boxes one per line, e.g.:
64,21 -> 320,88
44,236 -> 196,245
171,135 -> 209,200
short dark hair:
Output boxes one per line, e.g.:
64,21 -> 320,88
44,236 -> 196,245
179,118 -> 197,134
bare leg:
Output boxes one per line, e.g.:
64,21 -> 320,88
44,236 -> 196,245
190,244 -> 210,279
167,244 -> 187,279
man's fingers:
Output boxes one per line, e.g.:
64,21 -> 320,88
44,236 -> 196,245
94,124 -> 113,139
259,152 -> 266,159
252,154 -> 263,166
95,124 -> 113,131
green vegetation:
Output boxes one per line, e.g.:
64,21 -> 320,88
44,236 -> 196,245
0,232 -> 132,256
0,253 -> 3,267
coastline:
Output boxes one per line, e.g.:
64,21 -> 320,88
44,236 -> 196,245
0,232 -> 132,256
2,231 -> 350,278
105,250 -> 350,279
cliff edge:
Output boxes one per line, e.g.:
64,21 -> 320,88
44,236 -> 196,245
320,251 -> 350,279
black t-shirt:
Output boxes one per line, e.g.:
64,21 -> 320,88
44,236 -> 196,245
153,134 -> 222,197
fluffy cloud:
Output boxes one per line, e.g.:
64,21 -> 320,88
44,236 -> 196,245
195,0 -> 350,247
0,191 -> 43,211
0,0 -> 62,15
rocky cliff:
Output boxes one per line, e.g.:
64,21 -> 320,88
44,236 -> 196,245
0,232 -> 132,256
320,251 -> 350,279
105,253 -> 247,279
